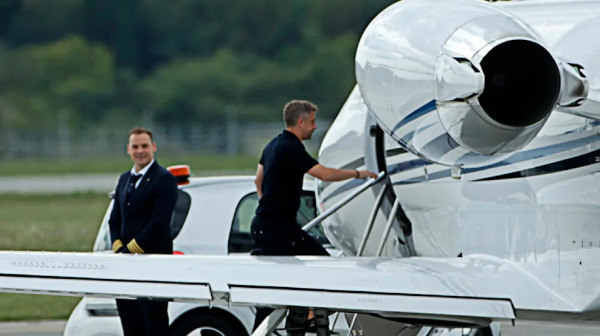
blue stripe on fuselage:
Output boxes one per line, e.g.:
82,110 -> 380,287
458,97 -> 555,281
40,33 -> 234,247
321,133 -> 600,202
391,100 -> 437,134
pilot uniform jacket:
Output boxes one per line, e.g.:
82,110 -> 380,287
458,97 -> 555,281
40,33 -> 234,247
109,161 -> 178,255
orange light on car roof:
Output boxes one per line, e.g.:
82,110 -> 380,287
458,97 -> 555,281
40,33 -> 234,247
167,165 -> 191,185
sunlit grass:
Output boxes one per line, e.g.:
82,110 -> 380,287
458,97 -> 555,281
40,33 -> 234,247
0,295 -> 80,322
0,193 -> 107,251
0,192 -> 108,321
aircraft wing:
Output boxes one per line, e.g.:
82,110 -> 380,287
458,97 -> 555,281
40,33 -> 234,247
0,251 -> 585,326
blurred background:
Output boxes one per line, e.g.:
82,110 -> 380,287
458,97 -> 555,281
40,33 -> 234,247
0,0 -> 398,323
0,0 -> 400,160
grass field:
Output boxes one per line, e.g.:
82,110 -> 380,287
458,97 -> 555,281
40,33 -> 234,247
0,154 -> 258,176
0,192 -> 109,321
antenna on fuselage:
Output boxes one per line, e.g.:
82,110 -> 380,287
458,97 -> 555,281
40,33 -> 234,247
451,166 -> 463,180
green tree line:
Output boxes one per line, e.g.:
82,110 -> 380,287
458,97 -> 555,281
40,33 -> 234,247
0,0 -> 397,132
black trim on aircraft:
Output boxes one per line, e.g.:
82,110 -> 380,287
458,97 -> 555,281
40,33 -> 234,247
475,148 -> 600,181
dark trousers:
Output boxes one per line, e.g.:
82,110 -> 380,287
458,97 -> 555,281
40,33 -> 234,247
250,215 -> 328,257
250,215 -> 329,332
116,298 -> 169,336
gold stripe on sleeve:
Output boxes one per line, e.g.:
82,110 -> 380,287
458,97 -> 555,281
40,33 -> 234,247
127,239 -> 145,254
112,239 -> 123,253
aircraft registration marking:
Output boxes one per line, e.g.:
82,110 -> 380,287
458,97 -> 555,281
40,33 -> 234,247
10,260 -> 107,271
358,297 -> 383,304
581,239 -> 600,249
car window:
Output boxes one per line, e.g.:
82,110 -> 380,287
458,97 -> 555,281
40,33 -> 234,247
298,191 -> 330,246
228,191 -> 330,253
93,189 -> 191,252
170,190 -> 191,239
228,193 -> 259,253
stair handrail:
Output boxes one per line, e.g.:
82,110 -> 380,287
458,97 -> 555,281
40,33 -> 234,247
302,171 -> 387,232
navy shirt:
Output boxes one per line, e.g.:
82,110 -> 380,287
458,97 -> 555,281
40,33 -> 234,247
255,130 -> 318,224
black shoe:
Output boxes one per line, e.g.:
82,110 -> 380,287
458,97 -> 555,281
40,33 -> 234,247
281,326 -> 306,336
303,318 -> 339,335
304,318 -> 317,333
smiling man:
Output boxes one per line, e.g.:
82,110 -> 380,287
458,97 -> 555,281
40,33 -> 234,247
108,127 -> 178,336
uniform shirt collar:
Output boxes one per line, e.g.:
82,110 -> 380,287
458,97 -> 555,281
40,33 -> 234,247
130,159 -> 155,177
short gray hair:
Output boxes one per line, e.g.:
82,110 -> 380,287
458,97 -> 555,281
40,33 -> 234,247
283,100 -> 318,127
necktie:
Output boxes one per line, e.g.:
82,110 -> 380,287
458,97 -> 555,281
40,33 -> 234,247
126,174 -> 142,201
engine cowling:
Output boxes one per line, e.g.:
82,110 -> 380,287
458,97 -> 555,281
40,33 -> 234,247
554,17 -> 600,119
355,0 -> 582,168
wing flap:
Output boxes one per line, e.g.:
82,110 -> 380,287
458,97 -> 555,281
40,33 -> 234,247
0,275 -> 211,302
230,286 -> 515,319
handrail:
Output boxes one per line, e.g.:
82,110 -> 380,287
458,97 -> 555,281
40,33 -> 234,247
356,183 -> 389,256
302,171 -> 387,232
376,198 -> 400,256
251,309 -> 286,336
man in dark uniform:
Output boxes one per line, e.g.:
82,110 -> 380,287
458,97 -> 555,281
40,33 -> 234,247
251,100 -> 377,335
109,127 -> 178,336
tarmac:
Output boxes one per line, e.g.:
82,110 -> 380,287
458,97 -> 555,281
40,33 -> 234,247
0,171 -> 254,194
0,320 -> 65,336
0,174 -> 116,194
1,320 -> 600,336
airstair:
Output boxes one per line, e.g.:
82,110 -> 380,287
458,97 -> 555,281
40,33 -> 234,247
252,172 -> 493,336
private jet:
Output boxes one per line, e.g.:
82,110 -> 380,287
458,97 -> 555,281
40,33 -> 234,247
1,0 -> 599,335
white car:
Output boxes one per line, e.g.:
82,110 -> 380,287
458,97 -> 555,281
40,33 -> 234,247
64,172 -> 327,336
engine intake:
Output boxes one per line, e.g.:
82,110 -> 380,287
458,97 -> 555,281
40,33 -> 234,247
355,0 -> 577,168
478,40 -> 560,128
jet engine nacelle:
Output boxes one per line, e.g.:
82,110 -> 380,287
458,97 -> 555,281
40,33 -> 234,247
355,0 -> 586,168
554,16 -> 600,119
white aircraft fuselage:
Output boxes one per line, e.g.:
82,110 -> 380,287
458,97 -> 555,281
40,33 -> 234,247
316,0 -> 600,324
1,0 -> 600,333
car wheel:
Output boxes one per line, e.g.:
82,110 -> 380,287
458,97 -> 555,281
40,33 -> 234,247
170,314 -> 242,336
